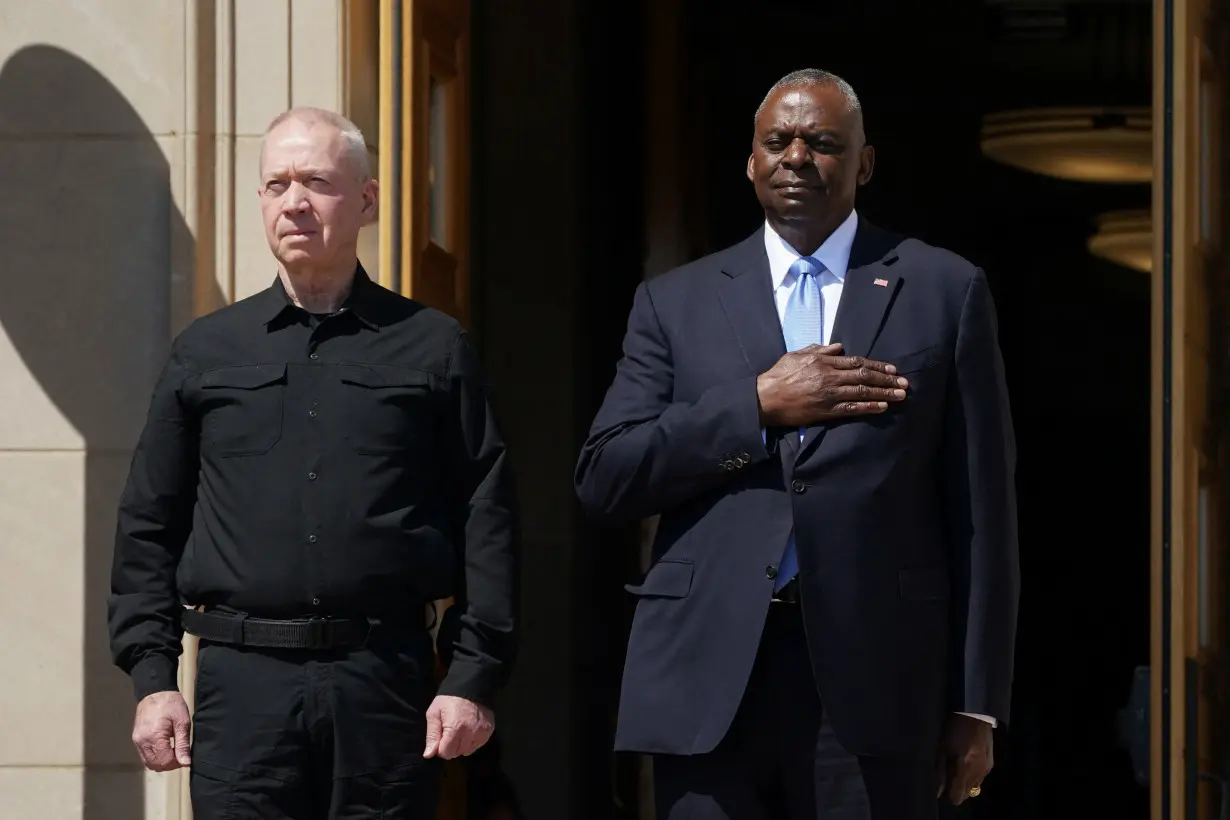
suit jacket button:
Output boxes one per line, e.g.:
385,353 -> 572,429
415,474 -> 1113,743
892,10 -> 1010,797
765,565 -> 778,580
792,480 -> 806,493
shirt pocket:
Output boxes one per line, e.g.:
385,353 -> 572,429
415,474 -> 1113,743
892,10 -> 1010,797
198,363 -> 287,457
337,364 -> 437,455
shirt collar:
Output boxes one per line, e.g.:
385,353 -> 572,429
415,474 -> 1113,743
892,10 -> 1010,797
262,262 -> 381,330
763,208 -> 859,289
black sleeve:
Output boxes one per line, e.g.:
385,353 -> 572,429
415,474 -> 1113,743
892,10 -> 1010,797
574,281 -> 769,523
941,269 -> 1020,725
435,331 -> 520,706
107,335 -> 200,702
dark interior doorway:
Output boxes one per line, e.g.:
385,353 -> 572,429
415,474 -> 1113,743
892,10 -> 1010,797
474,1 -> 1155,818
580,2 -> 1153,819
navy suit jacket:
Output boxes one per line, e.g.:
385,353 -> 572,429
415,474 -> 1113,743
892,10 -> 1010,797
575,219 -> 1019,761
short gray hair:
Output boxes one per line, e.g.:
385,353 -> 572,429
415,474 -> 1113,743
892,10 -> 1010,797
754,69 -> 862,127
260,106 -> 372,180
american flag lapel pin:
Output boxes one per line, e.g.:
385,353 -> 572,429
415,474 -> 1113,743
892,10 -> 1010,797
873,278 -> 889,287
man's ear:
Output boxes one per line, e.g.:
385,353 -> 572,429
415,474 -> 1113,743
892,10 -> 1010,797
363,178 -> 380,225
858,145 -> 875,187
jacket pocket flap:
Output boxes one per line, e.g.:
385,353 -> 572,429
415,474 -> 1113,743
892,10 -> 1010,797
339,364 -> 432,389
886,345 -> 939,375
898,565 -> 950,601
624,559 -> 694,599
201,363 -> 287,390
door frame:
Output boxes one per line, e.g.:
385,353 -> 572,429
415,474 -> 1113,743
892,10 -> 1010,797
1151,0 -> 1227,818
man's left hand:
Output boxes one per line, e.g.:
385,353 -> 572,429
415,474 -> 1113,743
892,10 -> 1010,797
937,714 -> 994,805
423,695 -> 495,759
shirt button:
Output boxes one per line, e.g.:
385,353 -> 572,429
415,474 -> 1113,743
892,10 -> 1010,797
309,409 -> 318,418
308,534 -> 317,543
308,472 -> 317,480
312,597 -> 321,606
765,565 -> 778,580
310,353 -> 319,361
792,480 -> 806,493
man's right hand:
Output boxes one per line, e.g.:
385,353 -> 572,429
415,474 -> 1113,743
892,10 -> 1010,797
131,691 -> 192,771
756,343 -> 909,427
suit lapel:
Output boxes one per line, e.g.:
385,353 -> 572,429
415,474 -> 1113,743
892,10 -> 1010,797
798,220 -> 904,465
715,230 -> 800,464
716,228 -> 786,378
828,222 -> 902,359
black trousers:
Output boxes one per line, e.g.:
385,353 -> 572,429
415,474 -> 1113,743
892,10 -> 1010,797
653,604 -> 938,820
189,625 -> 440,819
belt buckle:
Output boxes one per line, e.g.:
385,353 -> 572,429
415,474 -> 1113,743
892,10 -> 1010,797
304,616 -> 332,650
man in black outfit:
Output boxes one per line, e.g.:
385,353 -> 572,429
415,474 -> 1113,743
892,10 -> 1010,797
107,107 -> 519,819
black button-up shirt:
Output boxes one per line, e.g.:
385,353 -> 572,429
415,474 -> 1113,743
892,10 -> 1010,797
107,265 -> 518,705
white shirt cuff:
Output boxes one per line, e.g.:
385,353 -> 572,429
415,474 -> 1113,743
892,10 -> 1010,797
956,711 -> 998,728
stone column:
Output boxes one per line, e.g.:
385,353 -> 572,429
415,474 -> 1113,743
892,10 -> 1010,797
0,1 -> 192,817
0,2 -> 362,818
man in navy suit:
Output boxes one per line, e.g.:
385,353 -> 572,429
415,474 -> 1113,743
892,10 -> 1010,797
575,69 -> 1019,819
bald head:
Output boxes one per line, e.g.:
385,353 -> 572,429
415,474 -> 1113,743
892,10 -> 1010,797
746,71 -> 875,255
754,69 -> 864,142
259,107 -> 371,181
257,106 -> 379,272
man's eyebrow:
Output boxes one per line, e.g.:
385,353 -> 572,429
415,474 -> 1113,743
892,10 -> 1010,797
263,166 -> 328,179
763,126 -> 843,138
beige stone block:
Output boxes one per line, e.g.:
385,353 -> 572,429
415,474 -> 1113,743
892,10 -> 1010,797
0,451 -> 147,767
358,221 -> 381,283
163,135 -> 199,337
0,453 -> 86,765
235,0 -> 292,136
233,135 -> 279,301
0,0 -> 186,138
0,135 -> 182,450
292,0 -> 344,112
0,766 -> 171,820
0,768 -> 83,820
85,451 -> 165,767
0,333 -> 81,449
142,767 -> 178,820
85,768 -> 159,820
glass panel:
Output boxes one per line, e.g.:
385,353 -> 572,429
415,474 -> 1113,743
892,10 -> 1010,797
1199,484 -> 1210,649
428,76 -> 449,249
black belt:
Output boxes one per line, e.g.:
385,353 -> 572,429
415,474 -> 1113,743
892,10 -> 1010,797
771,576 -> 801,604
182,608 -> 376,650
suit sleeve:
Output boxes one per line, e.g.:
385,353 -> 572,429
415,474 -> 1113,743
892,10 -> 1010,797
942,268 -> 1020,726
107,336 -> 199,702
436,331 -> 520,707
575,280 -> 769,523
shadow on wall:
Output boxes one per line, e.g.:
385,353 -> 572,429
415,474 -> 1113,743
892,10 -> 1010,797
0,45 -> 222,818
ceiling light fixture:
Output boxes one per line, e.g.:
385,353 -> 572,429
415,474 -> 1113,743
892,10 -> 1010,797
1087,209 -> 1152,273
981,107 -> 1152,183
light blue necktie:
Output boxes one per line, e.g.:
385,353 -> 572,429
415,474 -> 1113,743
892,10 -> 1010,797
775,256 -> 824,592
